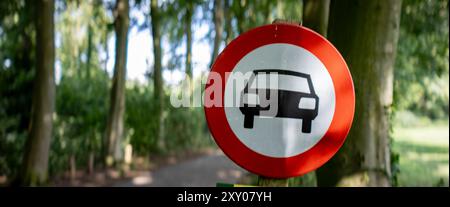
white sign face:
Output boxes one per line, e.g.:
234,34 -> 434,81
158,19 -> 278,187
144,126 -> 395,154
224,43 -> 336,158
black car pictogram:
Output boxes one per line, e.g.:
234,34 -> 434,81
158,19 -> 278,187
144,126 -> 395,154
239,69 -> 319,133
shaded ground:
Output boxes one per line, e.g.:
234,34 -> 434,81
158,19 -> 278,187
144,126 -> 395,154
392,124 -> 449,187
113,150 -> 246,187
49,148 -> 238,187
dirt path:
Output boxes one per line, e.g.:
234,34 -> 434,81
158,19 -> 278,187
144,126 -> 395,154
113,150 -> 247,187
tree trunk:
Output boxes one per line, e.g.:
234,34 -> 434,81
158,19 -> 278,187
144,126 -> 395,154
86,24 -> 93,79
235,0 -> 246,34
20,0 -> 55,186
210,0 -> 224,68
316,0 -> 402,187
185,2 -> 193,78
276,1 -> 284,20
88,151 -> 95,175
150,0 -> 165,151
105,0 -> 129,167
302,0 -> 330,36
69,154 -> 76,182
224,0 -> 233,44
262,0 -> 273,24
103,32 -> 110,74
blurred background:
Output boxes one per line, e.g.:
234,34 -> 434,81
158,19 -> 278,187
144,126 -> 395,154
0,0 -> 448,187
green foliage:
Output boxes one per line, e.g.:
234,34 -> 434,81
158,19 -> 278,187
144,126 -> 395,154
49,75 -> 213,174
126,81 -> 212,156
165,107 -> 212,151
0,129 -> 26,179
0,69 -> 33,177
0,0 -> 35,179
126,83 -> 159,154
394,0 -> 449,119
50,73 -> 110,174
57,0 -> 112,78
288,172 -> 317,187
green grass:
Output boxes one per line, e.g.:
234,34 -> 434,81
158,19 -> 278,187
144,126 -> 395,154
392,123 -> 449,187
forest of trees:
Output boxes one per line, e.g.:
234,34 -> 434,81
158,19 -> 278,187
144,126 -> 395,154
0,0 -> 448,186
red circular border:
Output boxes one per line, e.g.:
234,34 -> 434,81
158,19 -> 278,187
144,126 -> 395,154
204,24 -> 355,178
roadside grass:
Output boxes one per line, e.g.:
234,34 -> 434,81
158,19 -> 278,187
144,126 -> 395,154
392,123 -> 449,187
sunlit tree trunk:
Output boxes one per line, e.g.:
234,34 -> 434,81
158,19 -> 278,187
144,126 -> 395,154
88,151 -> 95,174
150,0 -> 165,151
105,0 -> 129,167
316,0 -> 402,187
20,0 -> 55,186
185,1 -> 193,78
224,0 -> 233,44
69,154 -> 76,181
103,32 -> 110,74
86,24 -> 93,79
262,0 -> 273,24
210,0 -> 224,68
276,1 -> 284,20
302,0 -> 330,36
235,0 -> 246,34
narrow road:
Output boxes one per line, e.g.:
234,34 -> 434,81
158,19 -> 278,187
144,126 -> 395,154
114,151 -> 246,187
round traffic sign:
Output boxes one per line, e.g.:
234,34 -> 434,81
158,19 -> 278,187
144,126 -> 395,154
204,23 -> 355,178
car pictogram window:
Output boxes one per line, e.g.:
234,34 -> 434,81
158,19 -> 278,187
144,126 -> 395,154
249,73 -> 311,94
